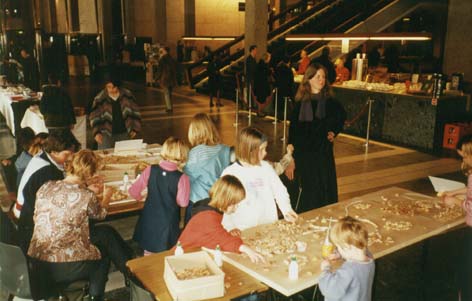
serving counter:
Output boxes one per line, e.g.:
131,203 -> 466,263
332,85 -> 471,152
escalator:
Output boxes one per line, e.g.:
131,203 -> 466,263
189,0 -> 432,100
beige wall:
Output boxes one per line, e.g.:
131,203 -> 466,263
134,0 -> 158,38
55,0 -> 68,33
79,0 -> 98,33
443,0 -> 472,81
195,0 -> 244,37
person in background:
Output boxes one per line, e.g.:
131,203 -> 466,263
129,137 -> 190,255
335,57 -> 350,83
254,52 -> 273,117
19,49 -> 40,91
28,150 -> 133,301
245,45 -> 258,108
184,113 -> 231,224
318,216 -> 375,301
297,49 -> 311,75
14,129 -> 80,253
311,46 -> 336,84
441,134 -> 472,300
207,53 -> 223,108
221,127 -> 297,233
15,127 -> 47,187
275,55 -> 295,118
157,47 -> 178,113
367,44 -> 381,68
177,175 -> 264,263
288,64 -> 346,212
89,77 -> 141,150
40,73 -> 76,130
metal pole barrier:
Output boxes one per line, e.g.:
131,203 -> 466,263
364,98 -> 373,147
281,97 -> 288,141
272,88 -> 278,125
233,88 -> 239,127
248,84 -> 252,125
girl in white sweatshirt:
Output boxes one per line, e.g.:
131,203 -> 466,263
221,127 -> 298,232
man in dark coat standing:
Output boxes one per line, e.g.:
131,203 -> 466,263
19,49 -> 40,91
157,47 -> 177,113
245,45 -> 258,108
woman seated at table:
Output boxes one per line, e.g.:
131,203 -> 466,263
177,175 -> 264,263
28,149 -> 133,301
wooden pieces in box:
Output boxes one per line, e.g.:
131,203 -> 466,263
164,251 -> 225,301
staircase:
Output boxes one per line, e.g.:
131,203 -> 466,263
189,0 -> 435,101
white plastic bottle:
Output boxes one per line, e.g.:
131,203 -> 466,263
288,256 -> 299,280
214,245 -> 223,267
122,172 -> 129,191
174,241 -> 184,256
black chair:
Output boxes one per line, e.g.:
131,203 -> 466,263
0,241 -> 38,300
0,241 -> 88,301
129,277 -> 155,301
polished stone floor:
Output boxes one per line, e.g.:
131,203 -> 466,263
4,77 -> 466,300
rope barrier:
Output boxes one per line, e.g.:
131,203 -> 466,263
344,99 -> 371,127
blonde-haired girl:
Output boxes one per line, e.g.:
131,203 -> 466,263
442,134 -> 472,299
184,113 -> 231,223
129,136 -> 190,254
177,175 -> 264,263
221,127 -> 297,232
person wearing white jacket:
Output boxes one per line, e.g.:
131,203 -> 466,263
222,127 -> 298,232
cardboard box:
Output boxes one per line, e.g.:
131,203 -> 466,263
164,251 -> 225,301
443,123 -> 472,149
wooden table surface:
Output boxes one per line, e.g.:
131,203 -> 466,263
222,187 -> 465,296
127,249 -> 268,301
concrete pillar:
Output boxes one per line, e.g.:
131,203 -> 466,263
122,0 -> 135,43
245,0 -> 268,59
443,0 -> 472,81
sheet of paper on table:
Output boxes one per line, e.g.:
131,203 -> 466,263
114,139 -> 145,153
429,176 -> 465,193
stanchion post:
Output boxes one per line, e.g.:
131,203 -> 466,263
281,97 -> 288,142
364,98 -> 374,148
248,84 -> 252,125
272,88 -> 278,125
233,88 -> 239,127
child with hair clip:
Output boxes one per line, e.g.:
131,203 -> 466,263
441,134 -> 472,300
129,137 -> 190,255
221,127 -> 297,234
184,113 -> 231,223
319,216 -> 375,301
177,175 -> 264,263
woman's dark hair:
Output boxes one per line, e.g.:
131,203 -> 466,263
295,63 -> 331,101
17,127 -> 36,151
43,129 -> 81,153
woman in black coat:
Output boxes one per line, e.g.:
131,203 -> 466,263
288,63 -> 346,212
207,53 -> 223,107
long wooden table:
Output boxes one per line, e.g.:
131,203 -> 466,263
127,249 -> 268,301
222,187 -> 465,296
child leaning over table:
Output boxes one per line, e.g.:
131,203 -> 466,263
441,134 -> 472,300
318,216 -> 375,301
128,137 -> 190,255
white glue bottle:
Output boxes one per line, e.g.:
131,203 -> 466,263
122,172 -> 129,191
214,245 -> 223,267
174,241 -> 184,256
288,256 -> 299,280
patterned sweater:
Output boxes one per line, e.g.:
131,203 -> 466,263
89,88 -> 141,137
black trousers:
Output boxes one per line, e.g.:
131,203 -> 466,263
38,224 -> 132,297
459,227 -> 472,300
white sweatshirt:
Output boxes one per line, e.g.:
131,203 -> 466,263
221,160 -> 293,231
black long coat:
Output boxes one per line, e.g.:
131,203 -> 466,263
288,95 -> 346,212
